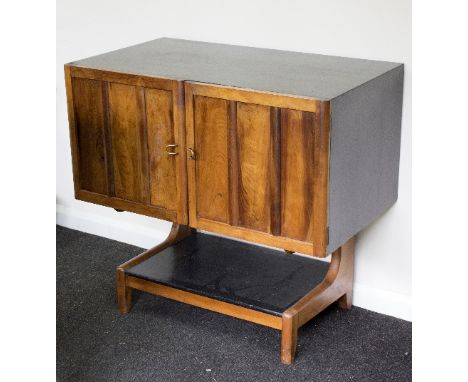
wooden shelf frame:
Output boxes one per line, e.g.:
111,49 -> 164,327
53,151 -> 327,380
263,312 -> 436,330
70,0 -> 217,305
116,223 -> 355,364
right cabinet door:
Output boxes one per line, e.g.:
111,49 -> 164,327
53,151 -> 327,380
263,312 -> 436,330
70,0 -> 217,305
185,83 -> 330,257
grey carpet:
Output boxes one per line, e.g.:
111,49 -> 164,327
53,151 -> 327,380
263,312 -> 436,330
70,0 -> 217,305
56,225 -> 411,382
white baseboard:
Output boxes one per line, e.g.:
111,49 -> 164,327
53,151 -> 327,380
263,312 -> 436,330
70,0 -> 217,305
56,204 -> 411,321
353,283 -> 411,321
56,204 -> 169,249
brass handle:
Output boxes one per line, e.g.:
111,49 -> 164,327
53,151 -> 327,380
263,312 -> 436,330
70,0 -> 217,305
166,144 -> 178,156
187,147 -> 195,160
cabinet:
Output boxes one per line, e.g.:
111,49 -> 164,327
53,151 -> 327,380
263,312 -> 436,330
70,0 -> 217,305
64,38 -> 404,364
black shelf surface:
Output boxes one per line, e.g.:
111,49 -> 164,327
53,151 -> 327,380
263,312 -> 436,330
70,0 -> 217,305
126,233 -> 329,316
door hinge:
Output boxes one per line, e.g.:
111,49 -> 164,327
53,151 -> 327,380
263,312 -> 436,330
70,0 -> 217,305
326,227 -> 329,245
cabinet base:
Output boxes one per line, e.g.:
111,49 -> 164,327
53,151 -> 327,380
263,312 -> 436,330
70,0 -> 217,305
116,224 -> 355,364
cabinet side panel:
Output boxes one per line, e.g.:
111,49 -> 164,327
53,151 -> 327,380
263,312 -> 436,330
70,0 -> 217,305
237,103 -> 272,233
145,88 -> 177,210
108,82 -> 147,203
71,77 -> 108,194
194,96 -> 229,223
328,65 -> 404,253
280,109 -> 315,241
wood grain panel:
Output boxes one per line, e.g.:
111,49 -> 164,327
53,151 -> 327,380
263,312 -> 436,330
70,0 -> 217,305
145,88 -> 177,210
194,96 -> 229,222
237,102 -> 271,232
71,77 -> 107,194
280,109 -> 315,241
108,82 -> 148,203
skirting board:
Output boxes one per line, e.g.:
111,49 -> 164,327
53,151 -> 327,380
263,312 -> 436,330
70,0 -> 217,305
56,203 -> 411,321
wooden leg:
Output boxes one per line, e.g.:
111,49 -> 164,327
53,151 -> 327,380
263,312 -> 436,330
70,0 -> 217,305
281,313 -> 298,364
338,291 -> 353,310
337,237 -> 355,310
116,223 -> 194,314
284,250 -> 294,254
116,267 -> 132,314
280,236 -> 356,363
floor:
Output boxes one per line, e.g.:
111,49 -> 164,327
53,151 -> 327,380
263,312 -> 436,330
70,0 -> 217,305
56,225 -> 411,382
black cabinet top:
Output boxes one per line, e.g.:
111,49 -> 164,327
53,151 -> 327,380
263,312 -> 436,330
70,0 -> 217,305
70,38 -> 401,100
125,233 -> 329,316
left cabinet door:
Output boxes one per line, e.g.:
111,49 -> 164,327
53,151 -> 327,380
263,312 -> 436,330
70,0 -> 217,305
65,66 -> 187,224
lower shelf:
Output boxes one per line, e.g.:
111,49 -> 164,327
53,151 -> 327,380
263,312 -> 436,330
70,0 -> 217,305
117,224 -> 355,364
125,233 -> 329,316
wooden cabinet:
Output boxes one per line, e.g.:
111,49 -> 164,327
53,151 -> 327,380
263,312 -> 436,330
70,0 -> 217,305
64,38 -> 404,364
185,83 -> 328,256
65,39 -> 403,258
65,68 -> 187,224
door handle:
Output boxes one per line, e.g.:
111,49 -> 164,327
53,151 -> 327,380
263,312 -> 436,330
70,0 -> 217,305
187,147 -> 195,160
166,144 -> 178,156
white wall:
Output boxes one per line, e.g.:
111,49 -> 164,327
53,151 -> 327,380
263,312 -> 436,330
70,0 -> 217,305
57,0 -> 411,320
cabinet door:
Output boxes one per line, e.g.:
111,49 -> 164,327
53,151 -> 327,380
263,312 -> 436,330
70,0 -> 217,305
65,67 -> 187,224
185,83 -> 329,257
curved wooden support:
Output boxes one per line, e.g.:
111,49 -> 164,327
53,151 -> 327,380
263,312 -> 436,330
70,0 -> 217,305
280,236 -> 355,364
116,223 -> 194,314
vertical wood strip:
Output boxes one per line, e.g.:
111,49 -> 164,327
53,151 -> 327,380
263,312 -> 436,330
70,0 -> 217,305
184,84 -> 198,227
145,88 -> 177,210
228,100 -> 240,226
194,96 -> 229,223
71,77 -> 108,195
302,111 -> 315,242
137,86 -> 150,204
270,107 -> 281,236
64,66 -> 81,196
173,81 -> 189,224
108,83 -> 146,202
102,81 -> 115,197
237,103 -> 271,232
312,101 -> 331,257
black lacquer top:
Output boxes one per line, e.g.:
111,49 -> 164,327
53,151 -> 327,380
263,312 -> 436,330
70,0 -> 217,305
126,233 -> 329,316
